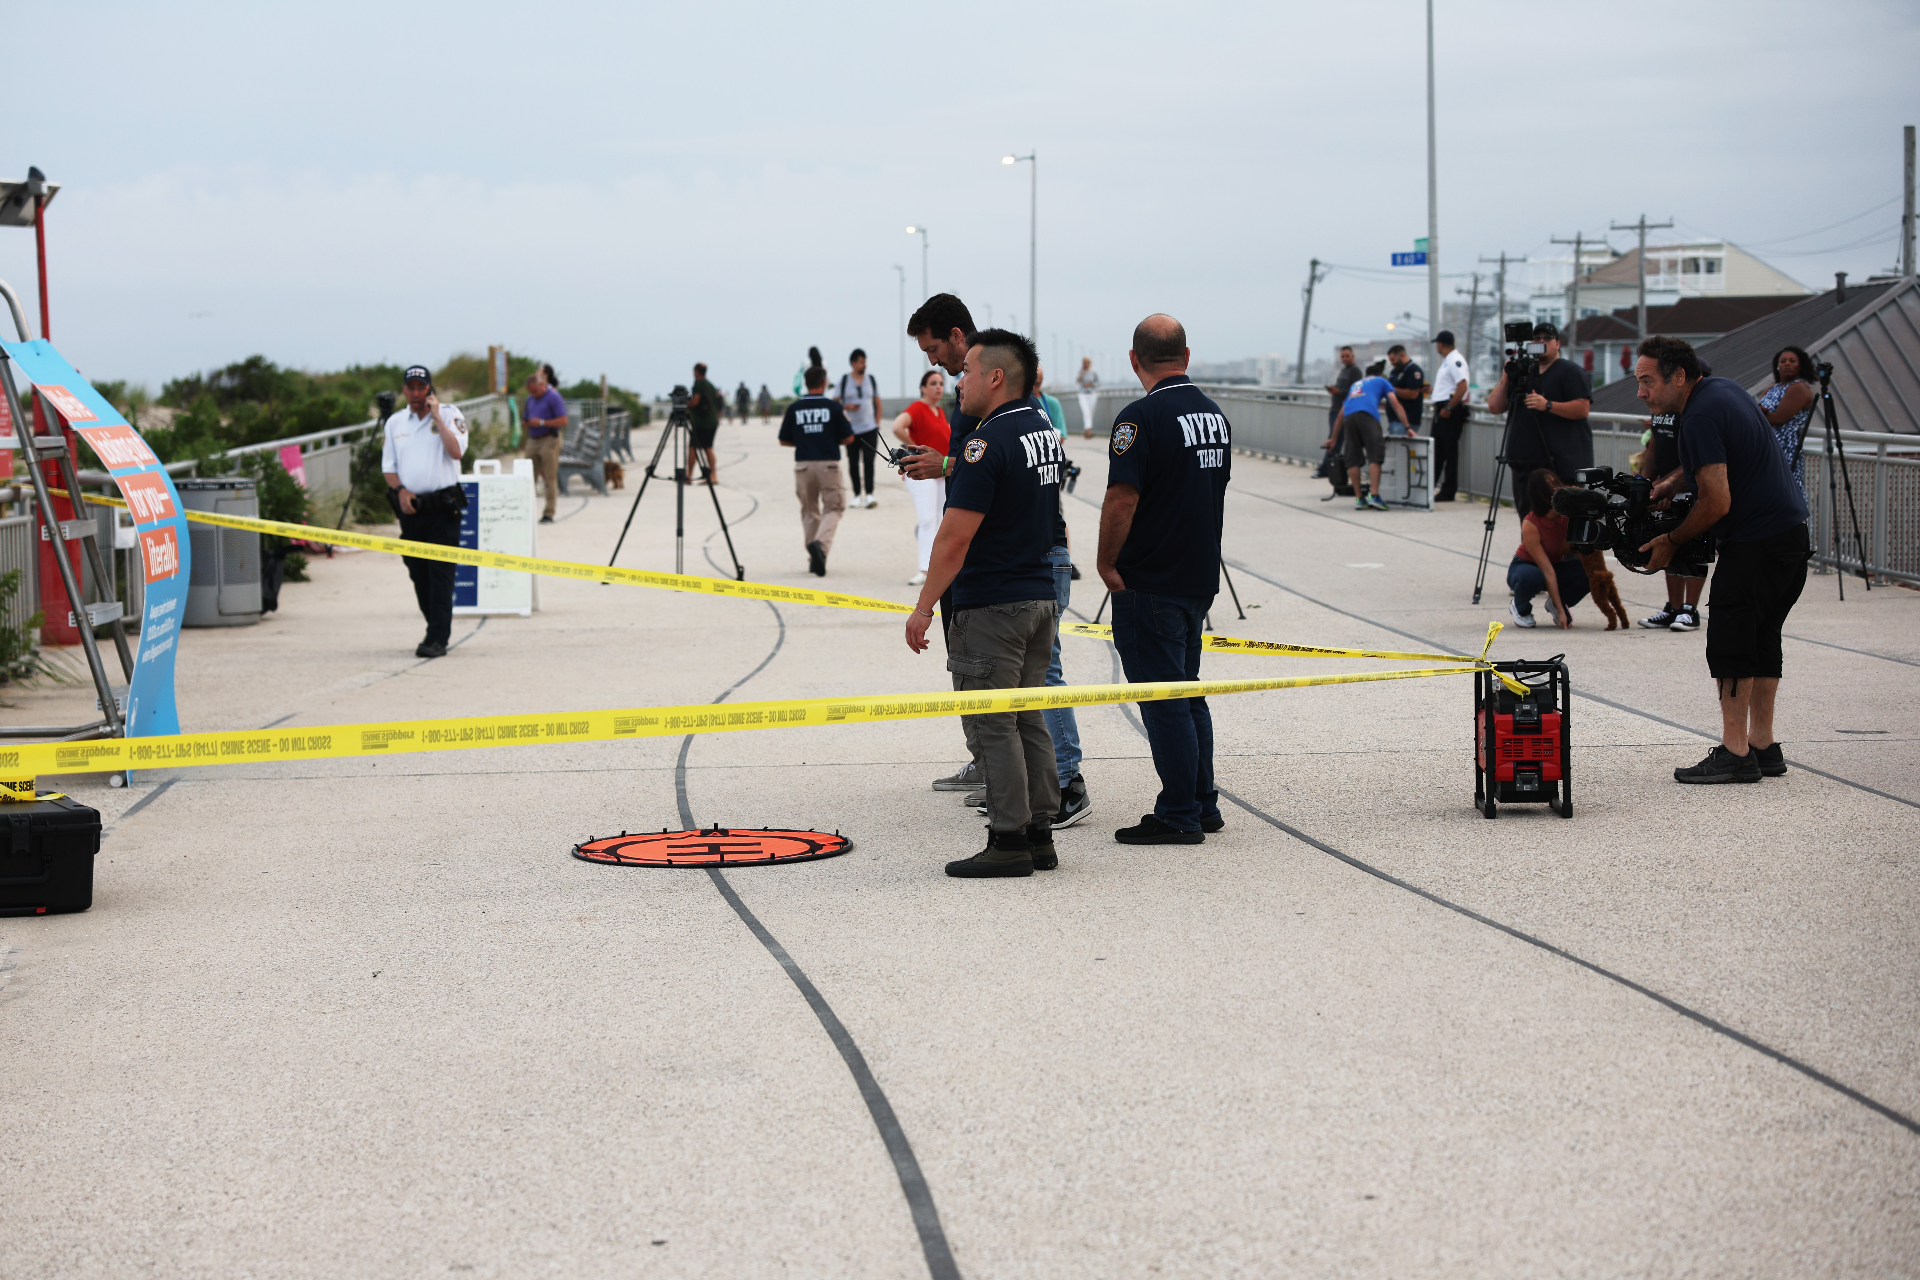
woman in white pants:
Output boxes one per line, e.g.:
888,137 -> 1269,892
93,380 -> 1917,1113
890,369 -> 951,585
1075,356 -> 1100,438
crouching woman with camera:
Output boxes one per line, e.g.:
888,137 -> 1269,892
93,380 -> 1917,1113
383,365 -> 470,659
1633,336 -> 1810,784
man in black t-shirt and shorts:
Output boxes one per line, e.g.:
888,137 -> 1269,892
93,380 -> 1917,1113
1635,335 -> 1811,785
903,328 -> 1064,879
1638,409 -> 1711,631
1486,321 -> 1593,510
1098,314 -> 1232,845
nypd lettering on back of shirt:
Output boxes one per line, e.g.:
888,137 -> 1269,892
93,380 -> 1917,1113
1014,419 -> 1067,486
1177,410 -> 1230,469
793,403 -> 834,434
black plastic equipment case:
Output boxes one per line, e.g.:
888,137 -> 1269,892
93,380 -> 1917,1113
0,796 -> 102,916
1474,658 -> 1572,820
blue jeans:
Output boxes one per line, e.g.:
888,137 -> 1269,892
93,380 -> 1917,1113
1110,589 -> 1218,831
1506,558 -> 1589,618
1043,545 -> 1083,784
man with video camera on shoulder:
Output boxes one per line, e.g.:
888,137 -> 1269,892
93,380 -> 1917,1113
382,364 -> 469,659
1485,320 -> 1592,508
1633,335 -> 1810,785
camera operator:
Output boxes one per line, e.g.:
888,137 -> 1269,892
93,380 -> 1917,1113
1637,406 -> 1710,632
903,329 -> 1063,879
1633,335 -> 1810,785
687,362 -> 723,484
1485,321 -> 1592,509
382,365 -> 469,659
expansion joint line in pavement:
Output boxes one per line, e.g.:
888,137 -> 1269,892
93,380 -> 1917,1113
1097,610 -> 1918,1138
675,506 -> 962,1279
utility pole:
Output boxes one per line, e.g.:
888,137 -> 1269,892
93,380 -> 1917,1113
1457,273 -> 1482,372
1479,252 -> 1524,349
1550,232 -> 1595,366
1611,214 -> 1675,344
1425,0 -> 1440,356
1294,258 -> 1328,385
1904,125 -> 1916,278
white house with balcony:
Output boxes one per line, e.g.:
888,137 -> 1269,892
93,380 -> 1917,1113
1569,242 -> 1807,318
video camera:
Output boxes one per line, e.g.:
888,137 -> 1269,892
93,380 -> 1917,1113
1549,466 -> 1695,573
1502,319 -> 1546,392
668,385 -> 690,421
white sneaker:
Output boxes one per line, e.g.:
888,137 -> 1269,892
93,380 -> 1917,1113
908,570 -> 927,586
865,494 -> 879,508
1508,597 -> 1537,629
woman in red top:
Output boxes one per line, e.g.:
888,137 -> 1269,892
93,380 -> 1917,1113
1504,467 -> 1589,629
890,369 -> 950,585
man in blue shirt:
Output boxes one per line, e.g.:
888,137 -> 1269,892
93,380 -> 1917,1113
777,366 -> 856,576
1097,314 -> 1233,843
904,329 -> 1063,878
1636,335 -> 1811,785
1329,365 -> 1412,511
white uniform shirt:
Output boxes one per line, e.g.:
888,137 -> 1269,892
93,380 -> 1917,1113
1430,349 -> 1470,406
382,403 -> 469,494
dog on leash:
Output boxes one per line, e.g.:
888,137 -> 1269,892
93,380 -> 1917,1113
1580,551 -> 1631,630
604,460 -> 626,490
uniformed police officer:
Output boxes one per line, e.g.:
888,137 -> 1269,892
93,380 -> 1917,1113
382,365 -> 469,658
1096,314 -> 1231,843
903,328 -> 1063,878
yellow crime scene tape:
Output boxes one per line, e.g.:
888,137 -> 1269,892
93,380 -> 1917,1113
0,664 -> 1497,780
62,489 -> 1522,686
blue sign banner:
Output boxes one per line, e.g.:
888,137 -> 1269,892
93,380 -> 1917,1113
0,340 -> 190,738
453,480 -> 480,607
1391,252 -> 1428,267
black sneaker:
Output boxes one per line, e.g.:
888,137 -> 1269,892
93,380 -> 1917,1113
1639,604 -> 1682,629
1674,745 -> 1761,784
1201,814 -> 1225,834
1752,742 -> 1788,777
1670,605 -> 1701,632
1025,822 -> 1058,871
1051,776 -> 1093,829
539,514 -> 554,524
946,830 -> 1035,878
806,541 -> 826,577
415,639 -> 447,659
1115,814 -> 1205,845
1069,564 -> 1083,581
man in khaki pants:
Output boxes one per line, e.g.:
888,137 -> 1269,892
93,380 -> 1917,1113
777,365 -> 856,576
523,367 -> 568,523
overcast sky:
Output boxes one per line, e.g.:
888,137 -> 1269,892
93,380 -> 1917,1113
6,0 -> 1916,400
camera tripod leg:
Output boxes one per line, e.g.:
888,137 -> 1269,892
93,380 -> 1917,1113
1820,374 -> 1871,595
1093,591 -> 1110,624
1220,560 -> 1246,620
607,414 -> 679,570
1471,454 -> 1510,605
699,460 -> 745,581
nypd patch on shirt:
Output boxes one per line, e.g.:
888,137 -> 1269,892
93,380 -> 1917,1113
964,437 -> 988,463
1112,422 -> 1137,454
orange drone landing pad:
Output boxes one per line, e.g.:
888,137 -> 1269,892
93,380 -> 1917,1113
572,828 -> 851,867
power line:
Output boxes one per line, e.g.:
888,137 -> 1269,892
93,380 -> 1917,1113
1739,197 -> 1901,249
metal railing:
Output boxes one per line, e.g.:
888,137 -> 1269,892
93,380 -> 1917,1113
1058,382 -> 1920,586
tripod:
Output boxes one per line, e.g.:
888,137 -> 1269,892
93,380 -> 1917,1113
1805,362 -> 1871,598
1471,389 -> 1563,605
608,402 -> 744,579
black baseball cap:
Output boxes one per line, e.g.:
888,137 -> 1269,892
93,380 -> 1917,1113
403,365 -> 432,384
1531,321 -> 1560,341
1434,329 -> 1455,345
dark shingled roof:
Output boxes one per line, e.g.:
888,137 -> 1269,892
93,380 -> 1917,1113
1572,295 -> 1804,345
1589,278 -> 1920,433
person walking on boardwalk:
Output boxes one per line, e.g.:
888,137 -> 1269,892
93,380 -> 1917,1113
778,365 -> 857,576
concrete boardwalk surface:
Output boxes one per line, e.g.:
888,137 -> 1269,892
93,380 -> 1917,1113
2,420 -> 1916,1278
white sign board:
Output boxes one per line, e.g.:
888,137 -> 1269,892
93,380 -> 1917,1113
454,458 -> 538,616
1378,435 -> 1433,510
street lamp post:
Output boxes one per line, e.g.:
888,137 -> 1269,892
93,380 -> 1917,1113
1003,152 -> 1036,340
905,226 -> 929,300
893,265 -> 907,399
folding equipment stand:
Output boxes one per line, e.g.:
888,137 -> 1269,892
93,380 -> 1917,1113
0,281 -> 135,760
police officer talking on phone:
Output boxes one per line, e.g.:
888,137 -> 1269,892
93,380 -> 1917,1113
1097,314 -> 1232,844
382,365 -> 469,658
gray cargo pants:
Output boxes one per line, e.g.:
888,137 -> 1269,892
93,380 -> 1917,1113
945,598 -> 1062,833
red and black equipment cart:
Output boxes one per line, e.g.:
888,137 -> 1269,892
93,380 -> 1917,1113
1475,657 -> 1571,819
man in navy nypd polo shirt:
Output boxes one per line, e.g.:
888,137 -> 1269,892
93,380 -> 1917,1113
904,328 -> 1064,879
1097,314 -> 1231,844
777,366 -> 857,576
